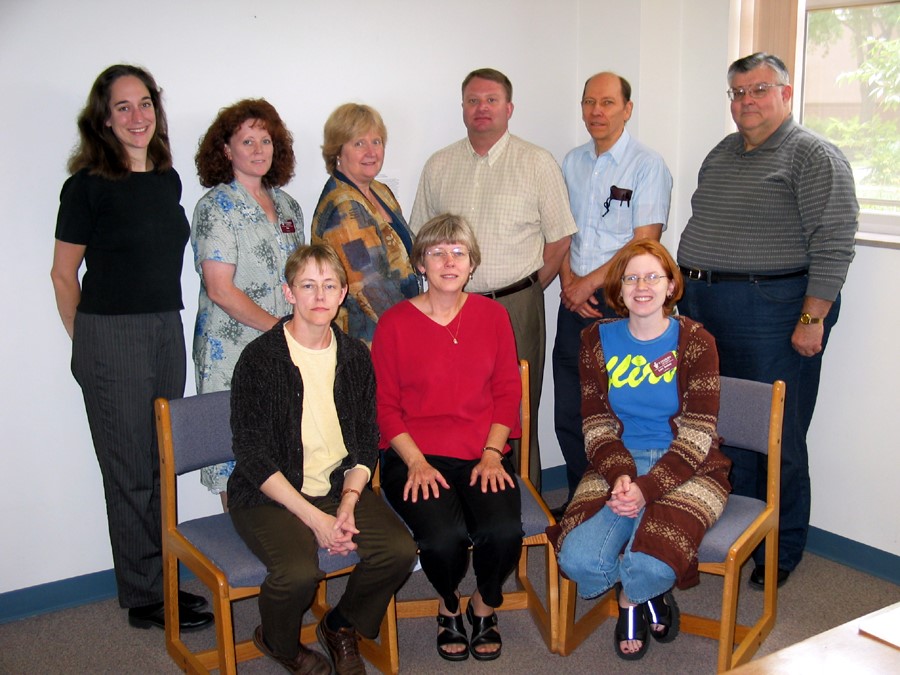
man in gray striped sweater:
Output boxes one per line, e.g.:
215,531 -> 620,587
677,52 -> 858,589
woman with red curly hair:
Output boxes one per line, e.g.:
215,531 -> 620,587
191,99 -> 304,506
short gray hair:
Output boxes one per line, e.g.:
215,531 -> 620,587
727,52 -> 790,86
410,214 -> 482,273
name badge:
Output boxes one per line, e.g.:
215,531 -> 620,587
649,351 -> 678,377
280,219 -> 296,233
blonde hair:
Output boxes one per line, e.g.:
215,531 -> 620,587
321,103 -> 388,175
284,244 -> 348,288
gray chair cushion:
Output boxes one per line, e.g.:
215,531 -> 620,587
697,495 -> 766,563
168,391 -> 234,474
718,377 -> 773,454
179,513 -> 360,589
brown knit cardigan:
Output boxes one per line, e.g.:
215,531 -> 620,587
547,316 -> 731,589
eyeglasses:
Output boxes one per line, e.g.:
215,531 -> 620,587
621,273 -> 667,286
292,282 -> 342,296
727,83 -> 784,101
425,247 -> 469,260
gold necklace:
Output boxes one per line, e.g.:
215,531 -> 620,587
444,308 -> 463,344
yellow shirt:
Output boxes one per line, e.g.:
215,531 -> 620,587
284,326 -> 349,496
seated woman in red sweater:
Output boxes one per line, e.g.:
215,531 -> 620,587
372,214 -> 522,663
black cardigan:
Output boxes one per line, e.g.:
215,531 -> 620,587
227,317 -> 378,510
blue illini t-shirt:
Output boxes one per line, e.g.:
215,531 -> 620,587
599,318 -> 679,451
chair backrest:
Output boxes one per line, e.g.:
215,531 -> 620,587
717,376 -> 778,455
165,390 -> 234,475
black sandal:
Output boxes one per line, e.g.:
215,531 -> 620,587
614,601 -> 650,660
465,601 -> 502,661
645,591 -> 680,643
436,613 -> 469,661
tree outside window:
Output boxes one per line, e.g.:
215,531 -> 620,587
802,2 -> 900,216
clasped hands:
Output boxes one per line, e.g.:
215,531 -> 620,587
311,507 -> 359,556
607,475 -> 646,518
560,271 -> 603,319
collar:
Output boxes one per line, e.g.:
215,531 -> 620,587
466,130 -> 511,165
591,127 -> 632,164
734,114 -> 797,155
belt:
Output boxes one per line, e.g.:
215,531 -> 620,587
479,272 -> 539,299
679,266 -> 808,283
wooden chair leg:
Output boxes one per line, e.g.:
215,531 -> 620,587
557,579 -> 616,656
359,597 -> 399,674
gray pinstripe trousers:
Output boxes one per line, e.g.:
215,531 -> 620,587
71,311 -> 185,608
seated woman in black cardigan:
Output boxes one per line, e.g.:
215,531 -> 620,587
228,243 -> 417,675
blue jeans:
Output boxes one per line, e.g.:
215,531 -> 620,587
557,448 -> 676,604
552,294 -> 618,500
680,276 -> 840,570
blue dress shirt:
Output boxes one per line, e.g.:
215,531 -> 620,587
563,129 -> 673,277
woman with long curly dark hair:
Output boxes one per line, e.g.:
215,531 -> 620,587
51,64 -> 213,632
190,99 -> 304,506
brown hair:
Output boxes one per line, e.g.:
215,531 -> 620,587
68,64 -> 172,180
321,103 -> 388,175
462,68 -> 513,102
284,244 -> 348,289
410,214 -> 482,273
604,239 -> 683,317
195,99 -> 295,188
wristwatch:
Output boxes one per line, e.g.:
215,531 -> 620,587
799,313 -> 822,325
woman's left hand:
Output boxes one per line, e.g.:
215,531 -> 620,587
469,451 -> 516,493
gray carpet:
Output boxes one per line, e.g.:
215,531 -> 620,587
1,546 -> 897,674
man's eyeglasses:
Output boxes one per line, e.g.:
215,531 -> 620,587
727,83 -> 784,101
292,282 -> 342,296
621,273 -> 667,286
425,247 -> 469,260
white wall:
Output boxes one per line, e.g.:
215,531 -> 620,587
807,243 -> 900,552
1,0 -> 895,596
0,0 -> 580,594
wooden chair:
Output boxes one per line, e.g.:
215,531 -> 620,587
155,391 -> 399,674
388,360 -> 559,653
556,377 -> 785,672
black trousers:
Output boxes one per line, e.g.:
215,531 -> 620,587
230,490 -> 417,659
381,451 -> 523,613
71,311 -> 185,608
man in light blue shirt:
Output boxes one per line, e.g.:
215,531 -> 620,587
553,72 -> 673,510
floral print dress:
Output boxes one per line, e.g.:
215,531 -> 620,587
191,180 -> 304,493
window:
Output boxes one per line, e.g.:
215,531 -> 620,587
801,1 -> 900,235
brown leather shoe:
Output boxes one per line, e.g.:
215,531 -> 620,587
253,625 -> 330,675
316,616 -> 367,674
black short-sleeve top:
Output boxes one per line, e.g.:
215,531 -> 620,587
55,168 -> 190,314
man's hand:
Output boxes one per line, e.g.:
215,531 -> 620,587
792,323 -> 824,357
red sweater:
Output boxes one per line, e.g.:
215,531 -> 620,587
372,294 -> 521,460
